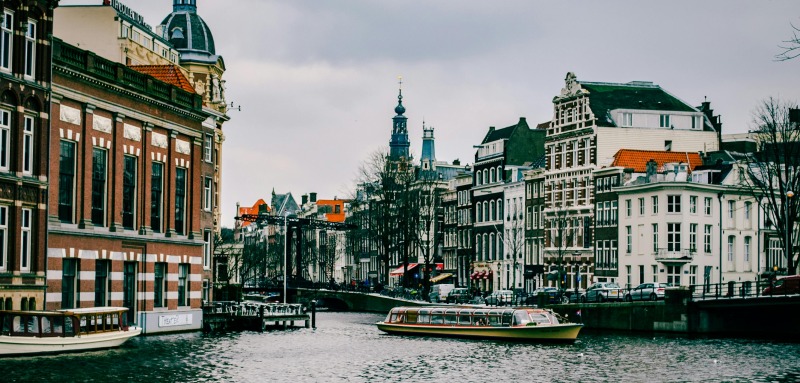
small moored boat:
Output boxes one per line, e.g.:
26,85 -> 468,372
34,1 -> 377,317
0,307 -> 142,356
376,306 -> 582,342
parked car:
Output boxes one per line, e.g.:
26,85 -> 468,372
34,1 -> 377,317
625,282 -> 673,301
763,275 -> 800,295
581,282 -> 622,303
530,287 -> 568,304
447,288 -> 472,304
430,284 -> 455,303
485,290 -> 514,306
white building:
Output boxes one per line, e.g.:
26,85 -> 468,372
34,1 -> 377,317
617,162 -> 762,290
501,172 -> 526,290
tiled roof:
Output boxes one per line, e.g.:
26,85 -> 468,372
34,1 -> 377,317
611,149 -> 702,172
238,199 -> 269,227
581,81 -> 696,127
129,65 -> 196,94
481,118 -> 531,144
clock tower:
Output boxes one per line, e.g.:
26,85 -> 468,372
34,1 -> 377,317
389,77 -> 410,161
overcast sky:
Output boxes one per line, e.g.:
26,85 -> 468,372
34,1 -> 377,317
60,0 -> 799,228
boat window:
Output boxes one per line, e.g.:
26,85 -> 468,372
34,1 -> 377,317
65,317 -> 76,337
406,312 -> 418,324
431,315 -> 444,325
502,312 -> 513,326
443,314 -> 457,325
513,311 -> 531,326
530,313 -> 551,324
28,315 -> 39,335
457,315 -> 472,326
417,313 -> 430,324
0,314 -> 10,335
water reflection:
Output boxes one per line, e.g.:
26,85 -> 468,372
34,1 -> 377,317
0,312 -> 798,382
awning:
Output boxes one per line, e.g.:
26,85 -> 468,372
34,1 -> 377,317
430,273 -> 453,283
389,263 -> 420,276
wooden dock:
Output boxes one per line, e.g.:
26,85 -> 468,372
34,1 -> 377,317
203,301 -> 315,332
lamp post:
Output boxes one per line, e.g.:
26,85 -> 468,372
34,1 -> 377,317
496,261 -> 501,292
283,212 -> 289,304
785,191 -> 794,275
574,251 -> 581,298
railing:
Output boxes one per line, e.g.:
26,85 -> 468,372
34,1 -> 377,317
688,280 -> 798,301
203,301 -> 305,317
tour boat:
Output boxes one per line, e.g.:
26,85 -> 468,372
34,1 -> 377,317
376,306 -> 582,342
0,307 -> 141,356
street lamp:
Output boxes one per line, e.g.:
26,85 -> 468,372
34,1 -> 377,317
573,251 -> 581,297
785,190 -> 794,275
496,261 -> 501,292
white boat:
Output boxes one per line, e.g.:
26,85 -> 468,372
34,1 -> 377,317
0,307 -> 141,356
376,306 -> 582,342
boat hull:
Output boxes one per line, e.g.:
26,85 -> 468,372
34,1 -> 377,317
0,327 -> 142,356
376,322 -> 582,342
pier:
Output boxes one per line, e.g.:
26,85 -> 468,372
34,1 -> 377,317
202,301 -> 314,332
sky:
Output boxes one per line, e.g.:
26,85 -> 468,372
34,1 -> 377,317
60,0 -> 800,228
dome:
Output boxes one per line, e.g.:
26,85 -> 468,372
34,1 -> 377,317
394,94 -> 405,115
161,0 -> 217,64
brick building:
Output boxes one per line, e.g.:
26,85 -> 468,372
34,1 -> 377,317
46,39 -> 209,333
0,0 -> 58,311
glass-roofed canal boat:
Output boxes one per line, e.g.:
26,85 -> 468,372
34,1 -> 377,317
376,306 -> 582,342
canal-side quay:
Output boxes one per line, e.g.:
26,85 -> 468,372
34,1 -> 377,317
288,287 -> 800,340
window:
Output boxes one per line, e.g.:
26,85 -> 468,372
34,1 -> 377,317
744,236 -> 752,263
727,236 -> 735,262
20,209 -> 31,271
22,116 -> 33,174
621,112 -> 632,127
489,168 -> 495,183
690,196 -> 697,214
667,195 -> 681,213
62,258 -> 77,309
626,226 -> 632,253
704,197 -> 712,215
728,200 -> 735,219
58,141 -> 77,222
639,198 -> 645,215
692,116 -> 699,130
175,167 -> 187,235
24,19 -> 35,78
667,265 -> 681,285
690,265 -> 698,285
689,223 -> 698,252
664,140 -> 672,151
652,223 -> 658,252
178,263 -> 189,306
204,134 -> 213,162
667,223 -> 681,252
1,10 -> 12,71
704,225 -> 712,253
154,262 -> 166,308
0,206 -> 6,270
91,148 -> 108,226
95,260 -> 110,306
660,114 -> 670,128
0,110 -> 8,170
625,199 -> 631,217
204,177 -> 212,212
203,230 -> 212,269
651,196 -> 658,214
744,201 -> 752,222
122,155 -> 137,229
151,162 -> 163,232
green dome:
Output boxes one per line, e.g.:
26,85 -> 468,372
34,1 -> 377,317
161,0 -> 217,64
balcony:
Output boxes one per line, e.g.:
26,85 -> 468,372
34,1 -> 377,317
654,249 -> 695,263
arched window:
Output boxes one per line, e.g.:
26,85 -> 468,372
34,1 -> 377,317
497,198 -> 503,220
489,200 -> 495,221
483,202 -> 489,223
476,235 -> 482,260
483,234 -> 489,260
490,168 -> 495,183
482,169 -> 488,185
489,233 -> 495,259
497,166 -> 503,182
477,202 -> 483,222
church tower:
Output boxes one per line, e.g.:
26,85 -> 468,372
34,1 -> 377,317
389,77 -> 410,161
420,122 -> 436,171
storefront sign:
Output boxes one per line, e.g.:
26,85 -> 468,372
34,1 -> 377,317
158,314 -> 193,327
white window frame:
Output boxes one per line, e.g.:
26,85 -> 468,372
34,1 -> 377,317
22,116 -> 34,175
0,10 -> 13,72
203,230 -> 212,269
704,225 -> 712,253
689,223 -> 697,252
667,223 -> 681,252
727,235 -> 735,262
0,109 -> 9,171
704,197 -> 712,215
204,134 -> 213,163
20,208 -> 31,271
744,236 -> 751,263
203,177 -> 212,212
651,196 -> 658,214
667,195 -> 680,213
660,114 -> 670,128
24,19 -> 36,79
690,195 -> 697,214
621,112 -> 633,127
0,206 -> 6,271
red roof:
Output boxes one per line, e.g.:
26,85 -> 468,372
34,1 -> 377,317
611,149 -> 702,173
238,199 -> 269,227
129,65 -> 195,94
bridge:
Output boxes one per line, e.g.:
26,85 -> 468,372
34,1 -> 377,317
291,288 -> 437,313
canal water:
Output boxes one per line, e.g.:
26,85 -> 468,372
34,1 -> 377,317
1,312 -> 799,382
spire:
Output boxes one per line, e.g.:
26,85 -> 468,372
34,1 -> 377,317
389,76 -> 410,161
394,75 -> 405,115
421,121 -> 436,164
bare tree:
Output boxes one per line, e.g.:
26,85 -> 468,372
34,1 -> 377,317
776,23 -> 800,61
740,98 -> 800,275
498,198 -> 526,291
547,207 -> 578,290
409,172 -> 446,301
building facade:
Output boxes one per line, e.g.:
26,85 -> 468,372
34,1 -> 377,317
0,0 -> 58,311
46,39 -> 208,333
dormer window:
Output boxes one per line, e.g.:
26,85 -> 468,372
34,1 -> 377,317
621,112 -> 632,127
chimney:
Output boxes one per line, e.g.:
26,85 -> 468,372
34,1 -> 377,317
310,192 -> 317,203
302,194 -> 308,205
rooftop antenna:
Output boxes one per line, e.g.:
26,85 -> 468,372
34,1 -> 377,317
228,101 -> 241,112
